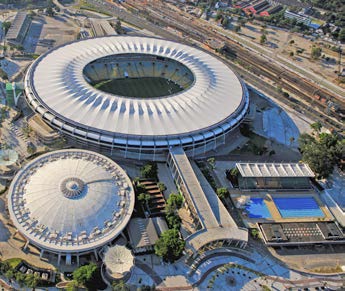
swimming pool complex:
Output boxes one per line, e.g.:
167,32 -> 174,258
273,197 -> 324,218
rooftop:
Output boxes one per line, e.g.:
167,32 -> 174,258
236,162 -> 314,178
8,149 -> 135,254
26,36 -> 246,138
6,11 -> 29,41
103,245 -> 134,278
259,221 -> 345,245
169,147 -> 248,253
127,217 -> 168,249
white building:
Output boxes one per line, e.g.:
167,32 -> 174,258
24,36 -> 249,160
8,149 -> 135,265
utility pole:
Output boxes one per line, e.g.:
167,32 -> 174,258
338,46 -> 342,75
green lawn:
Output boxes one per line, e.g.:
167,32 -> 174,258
5,258 -> 22,269
93,77 -> 183,98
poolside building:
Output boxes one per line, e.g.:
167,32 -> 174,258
235,162 -> 314,190
8,149 -> 135,265
258,221 -> 345,246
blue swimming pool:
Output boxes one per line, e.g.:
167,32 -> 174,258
245,198 -> 272,218
273,197 -> 324,218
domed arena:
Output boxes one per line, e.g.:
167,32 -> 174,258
24,36 -> 249,160
7,149 -> 135,264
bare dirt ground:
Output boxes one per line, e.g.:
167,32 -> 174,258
233,21 -> 344,89
270,245 -> 345,273
24,14 -> 79,55
0,195 -> 55,269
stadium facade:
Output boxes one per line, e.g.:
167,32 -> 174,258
8,149 -> 135,265
24,36 -> 249,160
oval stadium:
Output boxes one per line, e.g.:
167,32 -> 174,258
24,36 -> 249,160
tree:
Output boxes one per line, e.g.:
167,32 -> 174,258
154,229 -> 185,262
310,121 -> 322,133
166,213 -> 181,229
73,263 -> 97,286
311,46 -> 322,59
338,28 -> 345,42
140,162 -> 157,180
112,280 -> 130,291
216,187 -> 229,199
115,19 -> 123,34
260,33 -> 267,44
221,17 -> 229,28
207,157 -> 215,169
138,193 -> 151,211
5,269 -> 14,279
230,167 -> 239,176
2,21 -> 11,34
24,273 -> 40,289
46,6 -> 54,17
136,183 -> 146,195
66,280 -> 79,291
158,182 -> 166,192
215,12 -> 222,21
0,68 -> 8,80
15,272 -> 26,287
165,193 -> 183,229
166,193 -> 183,210
0,261 -> 10,275
299,132 -> 344,178
234,25 -> 241,33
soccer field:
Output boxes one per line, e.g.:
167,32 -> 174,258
94,77 -> 183,98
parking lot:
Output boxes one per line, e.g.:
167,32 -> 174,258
24,14 -> 79,55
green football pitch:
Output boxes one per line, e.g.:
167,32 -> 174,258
93,77 -> 183,98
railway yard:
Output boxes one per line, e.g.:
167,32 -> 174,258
85,0 -> 345,132
124,0 -> 344,131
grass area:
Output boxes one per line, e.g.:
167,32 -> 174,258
311,265 -> 343,273
93,77 -> 183,98
233,131 -> 268,156
5,258 -> 22,269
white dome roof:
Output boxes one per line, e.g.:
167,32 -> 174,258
26,36 -> 245,138
103,245 -> 134,277
8,150 -> 135,253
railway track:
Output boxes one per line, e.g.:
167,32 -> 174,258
124,1 -> 344,130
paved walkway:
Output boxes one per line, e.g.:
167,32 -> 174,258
135,258 -> 164,286
157,163 -> 179,200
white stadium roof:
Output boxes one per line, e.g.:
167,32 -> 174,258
8,150 -> 135,254
25,36 -> 249,153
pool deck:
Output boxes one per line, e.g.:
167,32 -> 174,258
232,191 -> 333,226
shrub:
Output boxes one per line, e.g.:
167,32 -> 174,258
216,187 -> 229,199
